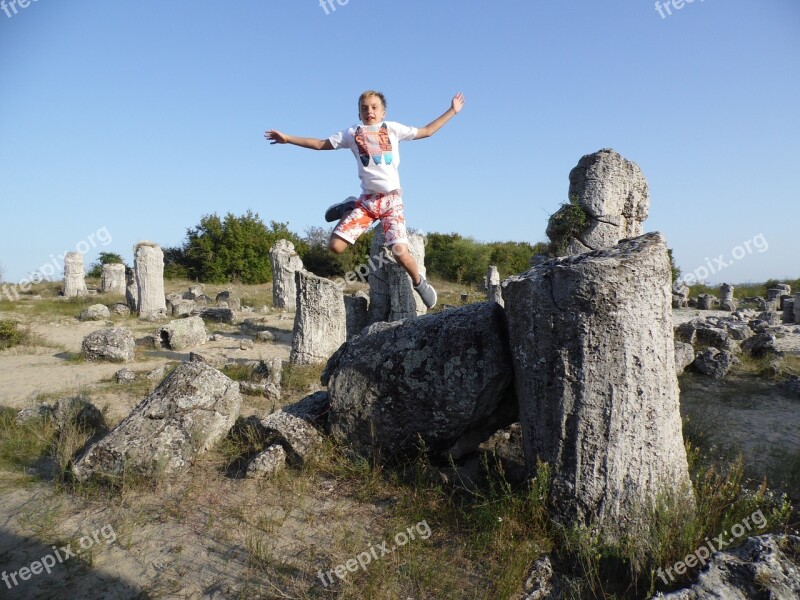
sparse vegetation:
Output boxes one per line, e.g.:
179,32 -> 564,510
546,195 -> 589,257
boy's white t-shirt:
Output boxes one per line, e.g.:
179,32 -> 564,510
328,121 -> 418,194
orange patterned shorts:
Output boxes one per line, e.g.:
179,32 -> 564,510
332,190 -> 409,246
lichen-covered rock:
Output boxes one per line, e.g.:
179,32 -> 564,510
502,232 -> 693,540
16,404 -> 54,424
114,368 -> 137,383
111,303 -> 130,317
324,301 -> 516,461
79,304 -> 110,321
246,445 -> 287,478
82,327 -> 135,362
675,342 -> 696,374
742,332 -> 781,358
157,316 -> 207,350
692,348 -> 736,379
71,362 -> 242,483
194,308 -> 235,324
652,535 -> 800,600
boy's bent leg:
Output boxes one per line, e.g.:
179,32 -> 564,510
328,234 -> 350,254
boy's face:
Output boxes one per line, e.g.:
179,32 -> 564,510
359,95 -> 386,126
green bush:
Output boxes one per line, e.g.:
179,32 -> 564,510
0,319 -> 26,349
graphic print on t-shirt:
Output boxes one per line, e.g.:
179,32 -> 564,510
354,123 -> 393,167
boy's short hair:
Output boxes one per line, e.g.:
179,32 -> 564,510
358,90 -> 386,110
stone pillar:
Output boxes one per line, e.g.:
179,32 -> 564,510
290,270 -> 346,365
795,293 -> 800,325
782,297 -> 795,324
134,242 -> 167,319
63,252 -> 88,298
720,283 -> 736,312
269,239 -> 304,310
125,269 -> 138,311
344,291 -> 370,340
486,265 -> 503,307
672,281 -> 689,308
101,263 -> 126,294
697,294 -> 717,310
502,233 -> 694,540
367,228 -> 427,324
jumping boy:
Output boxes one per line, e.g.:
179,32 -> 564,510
264,91 -> 465,309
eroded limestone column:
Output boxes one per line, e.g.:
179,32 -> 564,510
290,270 -> 346,365
720,283 -> 736,312
486,265 -> 503,306
269,239 -> 304,310
368,227 -> 427,324
63,252 -> 88,298
502,232 -> 694,540
134,242 -> 166,319
101,263 -> 126,294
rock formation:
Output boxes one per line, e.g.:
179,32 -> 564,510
134,242 -> 167,319
63,252 -> 88,298
290,270 -> 346,365
367,227 -> 427,323
269,239 -> 304,310
323,301 -> 516,461
486,265 -> 503,306
502,233 -> 693,539
71,362 -> 242,483
546,149 -> 649,255
81,327 -> 135,362
101,263 -> 126,294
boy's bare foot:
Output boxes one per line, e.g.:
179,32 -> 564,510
325,197 -> 358,223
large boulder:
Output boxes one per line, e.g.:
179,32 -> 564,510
502,232 -> 693,540
79,304 -> 110,321
157,316 -> 208,350
692,348 -> 736,379
652,535 -> 800,600
323,301 -> 516,461
81,327 -> 135,362
71,362 -> 242,483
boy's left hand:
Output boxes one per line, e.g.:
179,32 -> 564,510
451,92 -> 465,113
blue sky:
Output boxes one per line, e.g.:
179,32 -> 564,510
1,0 -> 798,286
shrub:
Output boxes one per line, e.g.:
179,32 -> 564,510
0,319 -> 26,349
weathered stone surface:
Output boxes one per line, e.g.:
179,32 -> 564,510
741,332 -> 781,357
125,269 -> 138,311
54,396 -> 105,432
114,368 -> 137,383
170,299 -> 196,317
486,265 -> 504,306
79,304 -> 110,321
344,291 -> 370,340
255,331 -> 274,343
672,281 -> 690,308
246,445 -> 287,479
82,327 -> 135,362
134,242 -> 167,319
652,535 -> 800,600
324,301 -> 516,461
111,303 -> 130,317
269,239 -> 304,310
547,149 -> 649,255
368,227 -> 427,323
63,252 -> 88,298
290,270 -> 346,365
101,263 -> 126,294
783,297 -> 795,323
71,362 -> 242,483
795,292 -> 800,324
157,316 -> 207,350
189,351 -> 227,370
675,341 -> 696,374
502,233 -> 693,538
719,283 -> 736,312
16,404 -> 54,424
194,308 -> 235,324
695,326 -> 739,354
692,348 -> 736,379
697,294 -> 718,310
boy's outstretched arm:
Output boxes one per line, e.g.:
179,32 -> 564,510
414,92 -> 465,140
264,129 -> 334,150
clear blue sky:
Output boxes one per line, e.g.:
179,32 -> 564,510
1,0 -> 798,286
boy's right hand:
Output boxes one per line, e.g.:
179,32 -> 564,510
264,130 -> 289,144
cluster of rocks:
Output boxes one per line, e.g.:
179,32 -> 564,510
679,282 -> 798,324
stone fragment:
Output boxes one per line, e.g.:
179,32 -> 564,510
79,304 -> 110,321
189,351 -> 227,369
16,404 -> 54,424
115,368 -> 136,383
111,303 -> 130,317
719,283 -> 736,312
195,308 -> 235,324
71,362 -> 242,483
674,341 -> 695,374
692,348 -> 736,379
82,327 -> 135,362
157,316 -> 208,350
697,294 -> 718,310
742,332 -> 781,357
246,445 -> 287,478
54,396 -> 105,432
